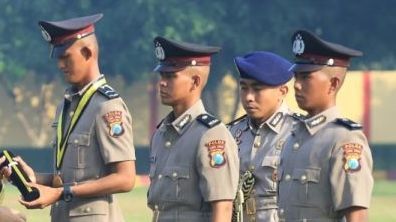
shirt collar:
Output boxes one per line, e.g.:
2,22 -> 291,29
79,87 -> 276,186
304,106 -> 340,135
163,100 -> 206,135
64,74 -> 104,101
247,102 -> 290,134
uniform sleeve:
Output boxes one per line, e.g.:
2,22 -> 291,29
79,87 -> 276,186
196,124 -> 239,202
329,130 -> 374,211
95,98 -> 136,164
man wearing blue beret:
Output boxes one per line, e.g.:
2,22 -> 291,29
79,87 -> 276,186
228,51 -> 295,222
277,30 -> 373,222
1,14 -> 136,222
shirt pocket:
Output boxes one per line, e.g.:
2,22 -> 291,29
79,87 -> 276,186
159,166 -> 190,202
66,133 -> 91,169
261,156 -> 280,192
292,168 -> 321,204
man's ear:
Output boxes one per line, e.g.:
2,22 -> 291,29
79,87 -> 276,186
80,46 -> 92,60
329,76 -> 341,93
191,74 -> 201,89
279,85 -> 289,96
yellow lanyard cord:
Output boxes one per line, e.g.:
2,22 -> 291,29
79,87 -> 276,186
56,78 -> 106,169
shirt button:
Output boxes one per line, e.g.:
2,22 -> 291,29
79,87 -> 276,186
301,175 -> 307,183
158,174 -> 162,179
74,139 -> 79,144
154,205 -> 159,210
84,207 -> 91,213
165,141 -> 171,148
172,172 -> 178,177
285,174 -> 291,181
279,208 -> 284,215
293,143 -> 300,150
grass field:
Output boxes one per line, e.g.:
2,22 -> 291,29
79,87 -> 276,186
1,180 -> 395,221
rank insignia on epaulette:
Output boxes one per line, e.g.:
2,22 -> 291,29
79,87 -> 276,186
98,85 -> 119,99
206,140 -> 226,168
103,111 -> 124,137
335,118 -> 362,130
342,143 -> 362,173
197,114 -> 220,128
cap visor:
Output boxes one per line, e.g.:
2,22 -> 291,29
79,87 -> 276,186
153,64 -> 187,73
50,41 -> 75,58
289,64 -> 324,73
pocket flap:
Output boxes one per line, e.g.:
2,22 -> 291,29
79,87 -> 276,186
69,197 -> 109,216
163,167 -> 190,180
67,133 -> 90,146
261,156 -> 279,168
292,168 -> 321,183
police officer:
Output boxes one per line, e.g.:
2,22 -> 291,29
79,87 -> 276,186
277,30 -> 374,222
147,36 -> 239,222
1,14 -> 136,222
228,52 -> 295,222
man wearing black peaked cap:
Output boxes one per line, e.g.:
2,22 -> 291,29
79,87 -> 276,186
228,51 -> 296,222
147,36 -> 239,222
1,14 -> 136,222
277,30 -> 373,222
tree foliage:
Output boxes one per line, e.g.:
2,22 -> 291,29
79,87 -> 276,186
0,0 -> 395,94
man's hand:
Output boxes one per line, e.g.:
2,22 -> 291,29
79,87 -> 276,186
0,156 -> 36,183
18,183 -> 62,209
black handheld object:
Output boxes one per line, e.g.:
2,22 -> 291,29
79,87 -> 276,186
0,150 -> 40,201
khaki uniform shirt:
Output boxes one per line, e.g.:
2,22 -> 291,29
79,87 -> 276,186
228,103 -> 294,222
148,100 -> 239,222
50,76 -> 136,222
278,106 -> 373,222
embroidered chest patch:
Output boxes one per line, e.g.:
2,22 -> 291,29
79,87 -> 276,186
342,143 -> 363,173
206,140 -> 226,168
103,111 -> 124,137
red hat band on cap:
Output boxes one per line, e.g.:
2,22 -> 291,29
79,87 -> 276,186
52,25 -> 94,45
297,53 -> 350,67
161,56 -> 211,67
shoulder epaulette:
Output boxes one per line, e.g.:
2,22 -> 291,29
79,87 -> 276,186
97,84 -> 119,99
291,112 -> 306,121
197,114 -> 221,128
226,114 -> 247,127
335,118 -> 362,130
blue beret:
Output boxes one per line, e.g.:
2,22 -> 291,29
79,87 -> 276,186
39,13 -> 103,58
234,51 -> 293,86
291,30 -> 363,72
153,36 -> 221,72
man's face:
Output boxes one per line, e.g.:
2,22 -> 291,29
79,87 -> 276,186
56,43 -> 88,86
239,78 -> 286,123
158,70 -> 194,106
294,69 -> 332,115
